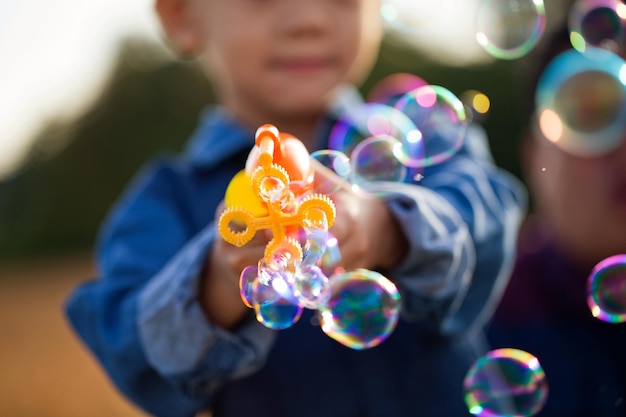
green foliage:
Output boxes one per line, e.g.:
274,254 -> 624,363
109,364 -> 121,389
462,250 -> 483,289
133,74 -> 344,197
0,38 -> 215,259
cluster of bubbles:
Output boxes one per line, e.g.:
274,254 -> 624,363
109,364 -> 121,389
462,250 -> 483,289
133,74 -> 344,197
240,76 -> 474,350
238,174 -> 402,350
318,79 -> 469,191
535,0 -> 626,157
464,254 -> 626,417
462,2 -> 626,413
369,1 -> 626,415
537,0 -> 626,325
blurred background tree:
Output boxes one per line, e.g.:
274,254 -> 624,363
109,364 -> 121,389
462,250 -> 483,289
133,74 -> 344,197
0,33 -> 527,261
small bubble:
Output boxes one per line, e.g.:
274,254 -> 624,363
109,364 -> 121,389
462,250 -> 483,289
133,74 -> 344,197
476,0 -> 546,60
464,348 -> 549,416
587,254 -> 626,323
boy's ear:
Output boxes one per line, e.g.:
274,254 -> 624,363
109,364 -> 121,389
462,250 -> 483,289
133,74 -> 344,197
155,0 -> 205,57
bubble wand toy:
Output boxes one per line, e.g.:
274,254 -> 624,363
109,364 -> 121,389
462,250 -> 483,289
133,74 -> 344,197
218,124 -> 401,350
218,124 -> 335,271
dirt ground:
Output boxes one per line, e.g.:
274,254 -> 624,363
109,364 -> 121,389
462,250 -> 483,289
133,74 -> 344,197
0,253 -> 149,417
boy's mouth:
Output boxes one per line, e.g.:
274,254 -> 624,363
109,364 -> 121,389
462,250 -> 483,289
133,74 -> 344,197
273,57 -> 334,74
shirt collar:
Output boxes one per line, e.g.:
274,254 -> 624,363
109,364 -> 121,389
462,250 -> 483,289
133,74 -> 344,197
184,107 -> 255,169
184,85 -> 365,169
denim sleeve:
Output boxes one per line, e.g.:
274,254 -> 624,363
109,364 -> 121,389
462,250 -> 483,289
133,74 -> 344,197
136,223 -> 277,379
65,160 -> 276,417
380,125 -> 527,336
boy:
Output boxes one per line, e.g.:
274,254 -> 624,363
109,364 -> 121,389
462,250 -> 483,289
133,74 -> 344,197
66,0 -> 526,416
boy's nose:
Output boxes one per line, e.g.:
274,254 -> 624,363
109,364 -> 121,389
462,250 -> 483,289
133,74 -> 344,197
277,0 -> 331,37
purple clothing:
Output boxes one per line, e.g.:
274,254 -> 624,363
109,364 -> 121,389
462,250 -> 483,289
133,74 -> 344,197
487,219 -> 626,416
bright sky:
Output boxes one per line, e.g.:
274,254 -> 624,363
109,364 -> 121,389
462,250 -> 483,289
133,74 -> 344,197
0,0 -> 487,181
0,0 -> 162,180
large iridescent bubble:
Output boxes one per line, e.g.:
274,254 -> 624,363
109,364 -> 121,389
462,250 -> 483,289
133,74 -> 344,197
475,0 -> 546,60
393,85 -> 467,167
535,46 -> 626,156
587,254 -> 626,323
569,0 -> 626,53
464,348 -> 548,417
318,269 -> 401,350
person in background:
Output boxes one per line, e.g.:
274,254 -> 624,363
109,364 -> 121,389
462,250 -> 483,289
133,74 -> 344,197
487,18 -> 626,417
65,0 -> 526,416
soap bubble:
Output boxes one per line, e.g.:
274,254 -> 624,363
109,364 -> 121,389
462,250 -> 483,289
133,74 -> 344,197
301,208 -> 330,266
464,348 -> 548,417
293,264 -> 331,310
350,135 -> 408,191
253,269 -> 302,330
320,233 -> 342,275
259,176 -> 287,203
587,254 -> 626,323
475,0 -> 546,60
569,0 -> 626,53
310,150 -> 351,194
394,85 -> 467,167
329,102 -> 422,165
535,46 -> 626,156
239,265 -> 258,308
318,269 -> 401,350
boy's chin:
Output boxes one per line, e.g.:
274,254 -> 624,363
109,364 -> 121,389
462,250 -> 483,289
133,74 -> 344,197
266,82 -> 341,112
270,97 -> 332,117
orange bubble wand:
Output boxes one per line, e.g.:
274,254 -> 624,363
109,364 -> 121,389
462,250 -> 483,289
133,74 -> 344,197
218,124 -> 336,271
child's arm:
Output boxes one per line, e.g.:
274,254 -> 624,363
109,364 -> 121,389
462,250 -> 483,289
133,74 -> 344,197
352,124 -> 527,335
65,158 -> 277,417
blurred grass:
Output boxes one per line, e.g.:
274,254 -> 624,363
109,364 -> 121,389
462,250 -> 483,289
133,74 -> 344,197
0,254 -> 148,417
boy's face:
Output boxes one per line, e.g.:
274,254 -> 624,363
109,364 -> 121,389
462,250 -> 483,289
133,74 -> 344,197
527,133 -> 626,267
171,0 -> 382,120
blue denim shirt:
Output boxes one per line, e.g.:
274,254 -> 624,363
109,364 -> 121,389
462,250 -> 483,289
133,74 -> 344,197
66,88 -> 526,417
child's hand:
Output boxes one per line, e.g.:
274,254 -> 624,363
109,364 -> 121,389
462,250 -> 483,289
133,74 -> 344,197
311,160 -> 407,272
200,201 -> 270,329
